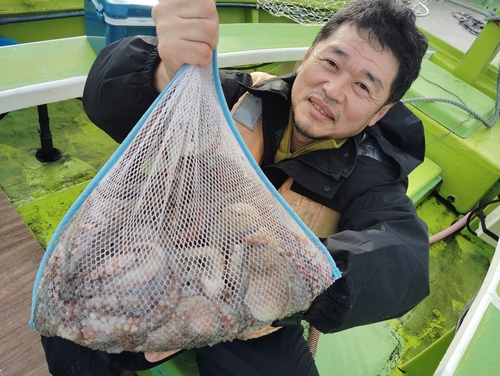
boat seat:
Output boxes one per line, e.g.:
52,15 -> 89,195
0,36 -> 98,161
217,23 -> 320,72
407,156 -> 442,206
0,23 -> 321,116
0,24 -> 320,161
0,36 -> 97,114
0,23 -> 322,114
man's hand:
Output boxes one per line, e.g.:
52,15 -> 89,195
152,0 -> 219,91
143,326 -> 282,364
144,349 -> 180,363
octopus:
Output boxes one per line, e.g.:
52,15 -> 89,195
139,295 -> 225,351
34,236 -> 180,353
33,183 -> 334,352
241,230 -> 310,323
172,246 -> 225,300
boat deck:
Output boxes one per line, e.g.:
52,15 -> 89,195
0,189 -> 49,375
415,0 -> 500,65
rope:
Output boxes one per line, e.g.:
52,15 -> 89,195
401,96 -> 499,128
402,64 -> 500,128
445,0 -> 500,21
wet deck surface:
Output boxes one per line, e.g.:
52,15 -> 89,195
0,189 -> 50,376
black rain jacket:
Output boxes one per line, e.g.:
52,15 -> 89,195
83,36 -> 430,334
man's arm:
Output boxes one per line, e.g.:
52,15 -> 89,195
82,36 -> 161,143
83,0 -> 219,143
304,182 -> 430,333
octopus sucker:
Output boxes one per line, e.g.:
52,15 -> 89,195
144,296 -> 223,351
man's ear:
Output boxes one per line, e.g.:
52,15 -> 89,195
296,47 -> 313,74
367,102 -> 396,127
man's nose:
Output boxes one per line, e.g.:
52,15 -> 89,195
323,74 -> 348,103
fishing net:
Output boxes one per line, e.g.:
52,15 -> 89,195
256,0 -> 433,24
257,0 -> 354,25
30,52 -> 340,353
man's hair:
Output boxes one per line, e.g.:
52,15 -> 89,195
311,0 -> 428,104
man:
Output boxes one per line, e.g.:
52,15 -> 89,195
42,0 -> 430,375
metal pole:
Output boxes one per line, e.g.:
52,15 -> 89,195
36,104 -> 61,162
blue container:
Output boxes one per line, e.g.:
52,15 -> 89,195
0,37 -> 19,47
85,0 -> 157,53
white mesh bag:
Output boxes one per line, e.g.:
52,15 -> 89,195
30,51 -> 341,353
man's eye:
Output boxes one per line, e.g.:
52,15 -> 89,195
357,82 -> 369,92
327,60 -> 338,69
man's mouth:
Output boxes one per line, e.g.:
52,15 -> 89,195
310,99 -> 334,120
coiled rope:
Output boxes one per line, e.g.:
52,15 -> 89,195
445,0 -> 500,21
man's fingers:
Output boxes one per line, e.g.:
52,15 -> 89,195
152,0 -> 219,80
144,349 -> 180,362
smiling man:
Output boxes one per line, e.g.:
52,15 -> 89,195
290,22 -> 399,148
41,0 -> 431,375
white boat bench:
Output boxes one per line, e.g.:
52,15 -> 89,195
0,24 -> 320,161
0,36 -> 97,161
0,23 -> 323,114
0,22 -> 441,200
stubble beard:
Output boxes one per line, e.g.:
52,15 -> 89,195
291,104 -> 333,143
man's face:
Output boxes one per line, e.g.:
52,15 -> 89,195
291,23 -> 398,150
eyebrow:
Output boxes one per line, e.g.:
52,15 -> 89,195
327,45 -> 385,92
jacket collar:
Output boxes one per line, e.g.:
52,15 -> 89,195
367,101 -> 425,180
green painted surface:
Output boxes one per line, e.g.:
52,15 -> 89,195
407,157 -> 442,206
407,104 -> 500,214
0,0 -> 82,15
404,59 -> 496,138
137,351 -> 200,376
137,322 -> 404,376
454,303 -> 500,375
0,99 -> 118,247
390,196 -> 491,367
469,0 -> 500,9
218,23 -> 321,55
452,7 -> 500,85
420,29 -> 499,102
16,182 -> 89,248
0,36 -> 96,92
0,17 -> 85,44
397,327 -> 454,376
315,322 -> 403,375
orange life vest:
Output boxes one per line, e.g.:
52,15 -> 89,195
230,72 -> 341,238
